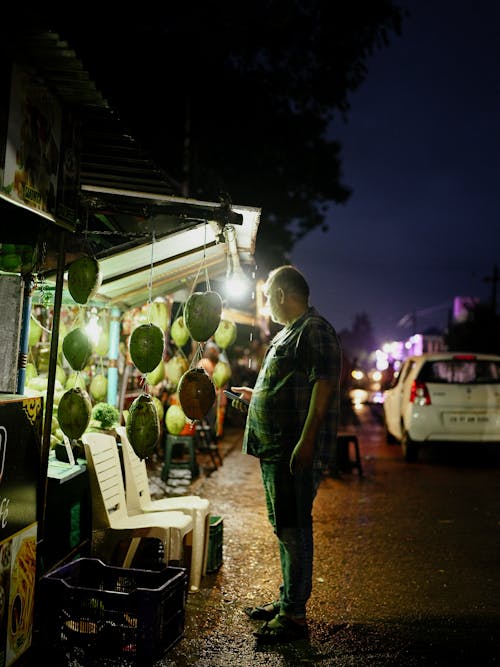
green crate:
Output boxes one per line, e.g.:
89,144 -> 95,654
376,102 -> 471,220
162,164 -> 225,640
206,515 -> 223,573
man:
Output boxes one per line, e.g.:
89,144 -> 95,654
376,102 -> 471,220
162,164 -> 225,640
231,264 -> 341,643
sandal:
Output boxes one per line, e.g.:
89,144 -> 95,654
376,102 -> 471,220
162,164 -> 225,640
253,613 -> 309,644
244,600 -> 281,621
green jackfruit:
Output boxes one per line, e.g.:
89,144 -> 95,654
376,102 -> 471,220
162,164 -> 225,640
184,291 -> 222,342
126,393 -> 160,459
68,255 -> 102,304
129,323 -> 164,374
57,388 -> 92,440
63,328 -> 93,371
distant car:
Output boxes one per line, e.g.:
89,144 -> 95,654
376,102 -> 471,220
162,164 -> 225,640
383,352 -> 500,462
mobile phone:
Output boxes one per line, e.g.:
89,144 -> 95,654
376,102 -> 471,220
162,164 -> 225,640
223,390 -> 249,406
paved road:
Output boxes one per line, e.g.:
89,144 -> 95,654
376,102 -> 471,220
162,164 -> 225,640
164,406 -> 500,666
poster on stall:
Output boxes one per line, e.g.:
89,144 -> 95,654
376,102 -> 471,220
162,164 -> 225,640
0,523 -> 37,667
0,396 -> 41,665
2,63 -> 62,217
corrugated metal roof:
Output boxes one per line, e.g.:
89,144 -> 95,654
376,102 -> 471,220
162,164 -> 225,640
1,28 -> 180,198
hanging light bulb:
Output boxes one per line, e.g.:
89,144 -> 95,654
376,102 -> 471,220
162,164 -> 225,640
226,263 -> 250,297
224,224 -> 251,299
85,307 -> 102,345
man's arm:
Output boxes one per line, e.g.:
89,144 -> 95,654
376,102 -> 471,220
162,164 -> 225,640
290,378 -> 336,473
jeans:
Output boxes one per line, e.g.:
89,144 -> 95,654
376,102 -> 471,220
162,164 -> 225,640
260,460 -> 322,618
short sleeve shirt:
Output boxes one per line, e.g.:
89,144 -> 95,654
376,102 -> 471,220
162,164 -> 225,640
242,307 -> 341,467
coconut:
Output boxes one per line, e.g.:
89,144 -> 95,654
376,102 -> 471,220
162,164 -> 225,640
67,255 -> 102,305
25,362 -> 38,384
170,316 -> 190,347
129,323 -> 164,374
1,253 -> 21,272
66,372 -> 88,390
28,317 -> 43,347
57,388 -> 92,440
63,328 -> 93,371
36,343 -> 51,373
214,319 -> 237,349
165,355 -> 189,388
95,328 -> 109,356
27,376 -> 49,393
52,365 -> 64,386
146,359 -> 165,387
213,360 -> 232,388
90,374 -> 108,402
178,367 -> 216,421
149,301 -> 169,332
56,320 -> 68,359
184,291 -> 222,342
165,404 -> 187,434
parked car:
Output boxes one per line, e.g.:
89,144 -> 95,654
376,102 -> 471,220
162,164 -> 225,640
383,352 -> 500,461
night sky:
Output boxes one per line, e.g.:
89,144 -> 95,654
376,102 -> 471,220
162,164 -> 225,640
291,0 -> 500,346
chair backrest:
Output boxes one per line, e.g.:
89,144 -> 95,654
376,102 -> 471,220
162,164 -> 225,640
115,426 -> 152,514
82,432 -> 129,528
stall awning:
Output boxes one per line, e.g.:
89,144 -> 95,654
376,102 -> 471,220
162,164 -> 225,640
61,186 -> 261,314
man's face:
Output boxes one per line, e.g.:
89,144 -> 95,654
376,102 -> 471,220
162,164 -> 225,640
265,279 -> 286,325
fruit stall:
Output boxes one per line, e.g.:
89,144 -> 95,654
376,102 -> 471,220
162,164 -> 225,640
1,30 -> 261,664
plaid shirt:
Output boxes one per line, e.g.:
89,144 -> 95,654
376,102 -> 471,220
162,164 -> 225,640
242,307 -> 341,467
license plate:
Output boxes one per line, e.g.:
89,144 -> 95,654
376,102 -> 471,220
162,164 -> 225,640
444,413 -> 489,425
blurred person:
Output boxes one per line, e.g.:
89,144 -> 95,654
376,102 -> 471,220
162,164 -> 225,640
231,264 -> 341,643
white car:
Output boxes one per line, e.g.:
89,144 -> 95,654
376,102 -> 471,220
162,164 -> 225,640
383,352 -> 500,461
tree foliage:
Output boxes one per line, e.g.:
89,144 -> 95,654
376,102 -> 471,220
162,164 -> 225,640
339,312 -> 377,366
28,2 -> 405,272
446,303 -> 500,355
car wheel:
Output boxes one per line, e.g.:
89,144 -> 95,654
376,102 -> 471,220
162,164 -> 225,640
401,430 -> 418,462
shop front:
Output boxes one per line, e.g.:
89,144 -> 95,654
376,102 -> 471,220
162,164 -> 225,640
1,28 -> 261,663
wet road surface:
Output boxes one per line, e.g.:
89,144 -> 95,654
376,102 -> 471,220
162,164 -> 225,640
35,405 -> 500,666
158,406 -> 500,666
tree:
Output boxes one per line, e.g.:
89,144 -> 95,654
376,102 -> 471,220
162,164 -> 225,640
21,2 -> 405,272
446,302 -> 500,355
338,312 -> 377,367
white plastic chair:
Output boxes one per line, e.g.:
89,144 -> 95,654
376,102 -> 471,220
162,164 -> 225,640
82,432 -> 193,571
116,426 -> 211,592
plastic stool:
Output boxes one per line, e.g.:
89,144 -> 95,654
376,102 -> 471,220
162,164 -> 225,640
162,435 -> 199,480
335,434 -> 363,476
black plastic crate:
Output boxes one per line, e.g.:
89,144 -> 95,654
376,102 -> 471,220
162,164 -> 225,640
39,557 -> 188,665
206,515 -> 223,573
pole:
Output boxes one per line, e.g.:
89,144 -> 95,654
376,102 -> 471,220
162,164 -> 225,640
38,230 -> 66,572
17,274 -> 35,394
106,306 -> 121,407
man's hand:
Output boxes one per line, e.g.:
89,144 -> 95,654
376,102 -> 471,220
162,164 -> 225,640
229,386 -> 253,413
290,440 -> 314,474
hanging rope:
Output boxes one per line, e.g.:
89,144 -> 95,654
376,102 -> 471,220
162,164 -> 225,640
146,230 -> 156,320
188,221 -> 211,297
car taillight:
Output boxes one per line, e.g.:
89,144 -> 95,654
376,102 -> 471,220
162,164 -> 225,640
409,380 -> 431,405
